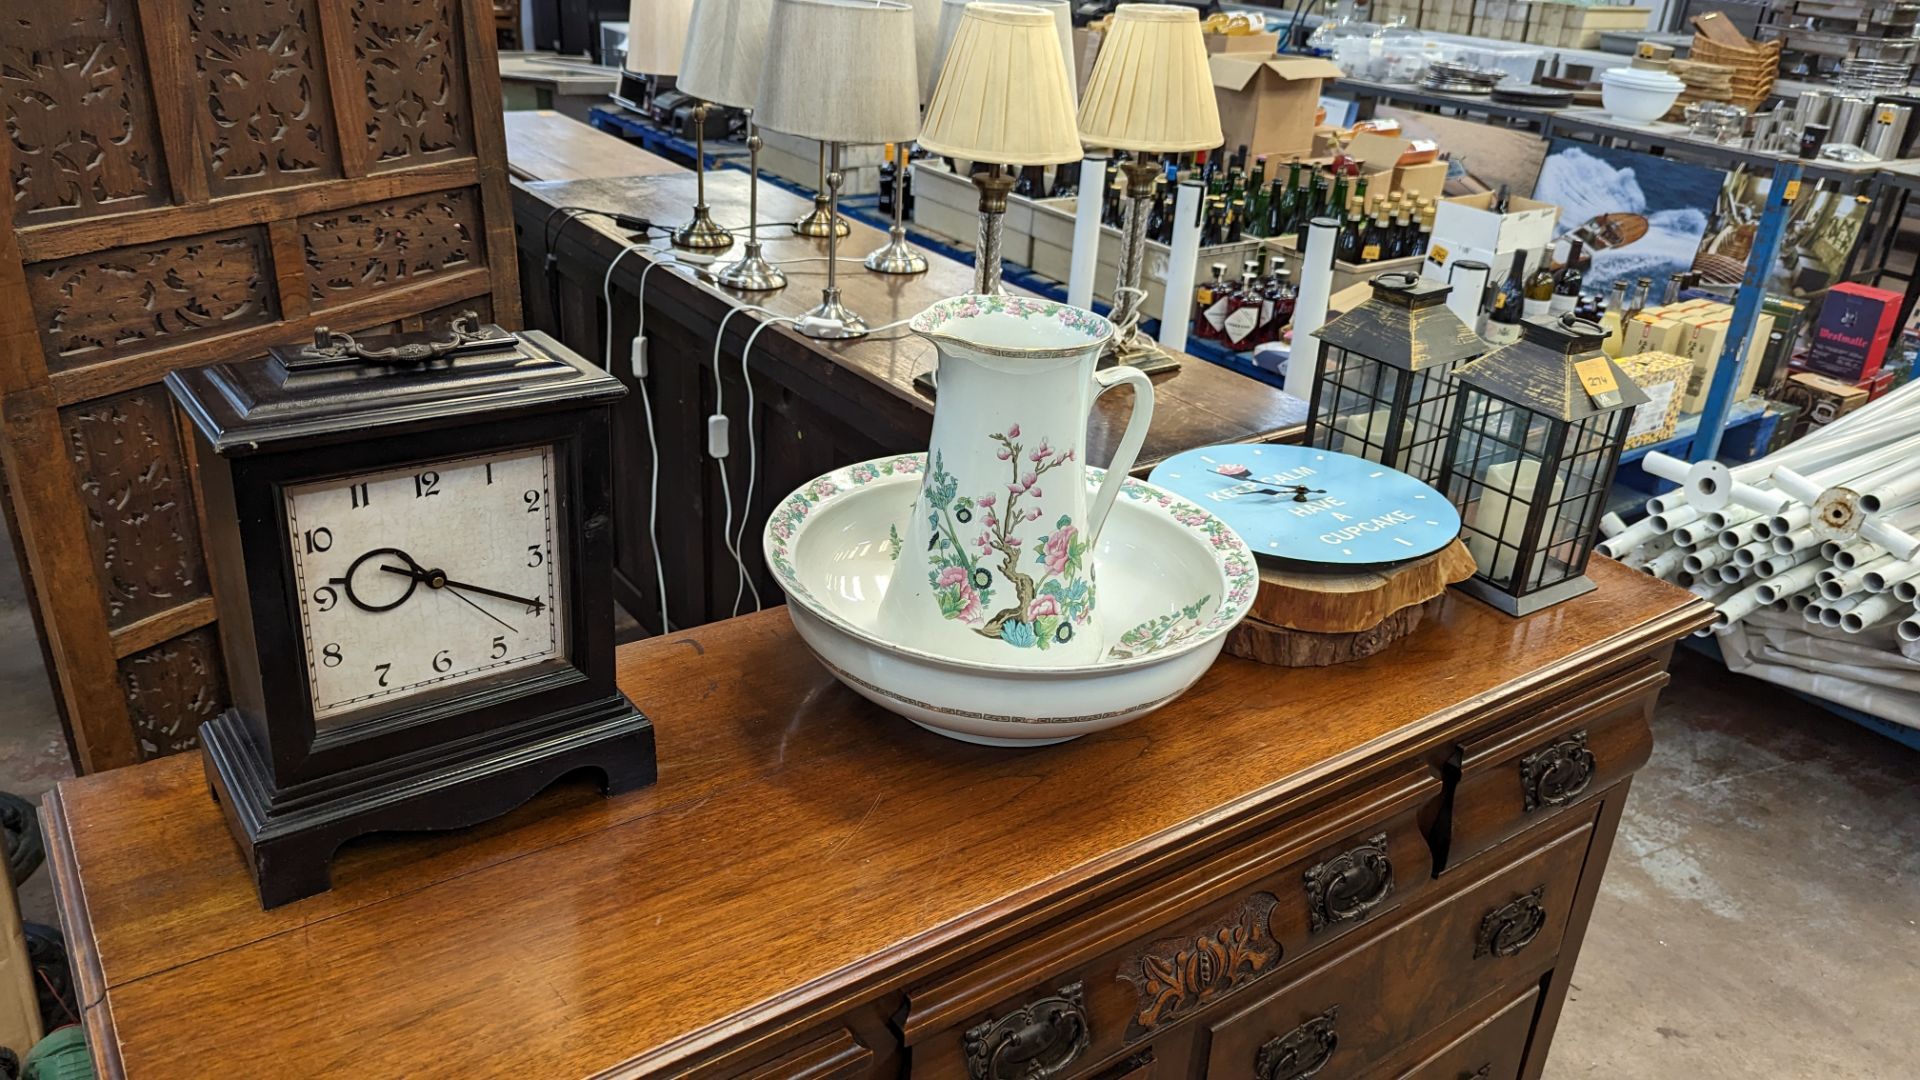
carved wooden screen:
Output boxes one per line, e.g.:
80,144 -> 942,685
0,0 -> 522,772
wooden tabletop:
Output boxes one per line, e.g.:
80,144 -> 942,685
502,111 -> 686,183
515,171 -> 1310,467
47,561 -> 1706,1078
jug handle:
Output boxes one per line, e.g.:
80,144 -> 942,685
1087,365 -> 1156,547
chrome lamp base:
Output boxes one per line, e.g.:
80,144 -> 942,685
801,289 -> 868,339
716,240 -> 786,291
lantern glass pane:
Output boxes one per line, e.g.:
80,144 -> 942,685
1315,347 -> 1410,469
1402,367 -> 1457,484
1447,389 -> 1559,593
1526,412 -> 1619,592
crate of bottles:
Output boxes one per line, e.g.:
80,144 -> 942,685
1024,196 -> 1273,320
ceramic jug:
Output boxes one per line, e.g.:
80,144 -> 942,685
877,294 -> 1154,665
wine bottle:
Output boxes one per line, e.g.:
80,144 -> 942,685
1551,240 -> 1585,315
1601,280 -> 1630,357
1523,252 -> 1555,318
1273,161 -> 1301,242
1222,259 -> 1265,351
1662,272 -> 1684,305
1248,156 -> 1270,235
1146,176 -> 1169,245
1047,160 -> 1080,198
1194,263 -> 1226,342
1336,200 -> 1365,264
1012,164 -> 1044,198
1485,250 -> 1527,344
1361,209 -> 1391,263
1415,206 -> 1434,257
877,143 -> 897,216
1227,198 -> 1246,243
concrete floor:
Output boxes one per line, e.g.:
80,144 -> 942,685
0,533 -> 1914,1074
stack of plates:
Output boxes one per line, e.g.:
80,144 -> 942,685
1838,57 -> 1913,94
1422,61 -> 1506,94
1490,84 -> 1575,108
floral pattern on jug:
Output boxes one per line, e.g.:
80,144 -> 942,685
919,428 -> 1094,650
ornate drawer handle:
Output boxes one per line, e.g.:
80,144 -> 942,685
964,981 -> 1092,1080
1255,1006 -> 1339,1080
1303,833 -> 1394,934
1518,730 -> 1595,812
1476,886 -> 1549,958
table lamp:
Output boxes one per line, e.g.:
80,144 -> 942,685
623,0 -> 695,109
759,0 -> 921,338
1077,3 -> 1221,360
919,3 -> 1082,295
679,0 -> 779,275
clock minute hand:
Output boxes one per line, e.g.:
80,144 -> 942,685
378,564 -> 544,619
438,576 -> 546,614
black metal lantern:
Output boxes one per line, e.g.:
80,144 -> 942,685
1438,314 -> 1649,616
1306,271 -> 1488,484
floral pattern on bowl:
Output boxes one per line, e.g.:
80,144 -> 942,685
766,453 -> 1255,669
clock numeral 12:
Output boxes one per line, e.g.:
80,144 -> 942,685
414,470 -> 440,498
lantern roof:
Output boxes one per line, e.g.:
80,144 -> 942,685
1455,314 -> 1649,421
1311,271 -> 1487,373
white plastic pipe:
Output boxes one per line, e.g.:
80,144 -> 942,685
1895,578 -> 1920,603
1772,466 -> 1825,506
1832,541 -> 1887,571
1820,572 -> 1868,601
1684,546 -> 1729,574
1829,555 -> 1895,598
1674,520 -> 1719,548
1766,504 -> 1813,537
1645,547 -> 1688,578
1756,547 -> 1819,578
1599,511 -> 1630,539
1647,492 -> 1685,516
1286,217 -> 1338,401
1717,563 -> 1750,584
1066,152 -> 1106,310
1157,180 -> 1204,353
1712,581 -> 1772,631
1671,401 -> 1920,512
1757,559 -> 1825,603
1718,519 -> 1768,550
1842,593 -> 1906,633
1788,588 -> 1819,612
1900,616 -> 1920,642
1772,528 -> 1821,555
1649,504 -> 1702,532
1863,559 -> 1920,593
1601,514 -> 1666,557
1731,540 -> 1771,568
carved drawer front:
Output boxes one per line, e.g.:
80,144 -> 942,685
904,770 -> 1442,1080
1202,810 -> 1594,1080
1441,661 -> 1665,871
1384,985 -> 1540,1080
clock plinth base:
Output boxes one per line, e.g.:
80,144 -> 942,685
201,695 -> 656,910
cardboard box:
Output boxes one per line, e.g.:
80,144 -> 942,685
1618,351 -> 1693,449
1420,192 -> 1558,284
1205,30 -> 1281,55
1676,307 -> 1773,411
1211,55 -> 1344,162
1394,160 -> 1448,202
1778,370 -> 1870,430
1805,281 -> 1901,381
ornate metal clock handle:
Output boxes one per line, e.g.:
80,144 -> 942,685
292,312 -> 491,369
1476,886 -> 1549,958
1255,1007 -> 1339,1080
963,982 -> 1092,1080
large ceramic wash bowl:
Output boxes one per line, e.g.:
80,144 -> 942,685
765,455 -> 1255,745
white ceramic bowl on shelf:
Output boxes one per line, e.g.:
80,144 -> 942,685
764,455 -> 1256,746
1600,68 -> 1684,123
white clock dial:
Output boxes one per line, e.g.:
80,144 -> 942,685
284,446 -> 566,727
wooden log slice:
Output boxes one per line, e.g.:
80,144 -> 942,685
1249,539 -> 1476,633
1227,595 -> 1448,668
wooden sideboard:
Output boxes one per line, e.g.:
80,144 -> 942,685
46,559 -> 1709,1078
511,171 -> 1308,635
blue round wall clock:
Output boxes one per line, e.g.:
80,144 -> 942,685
1148,444 -> 1462,569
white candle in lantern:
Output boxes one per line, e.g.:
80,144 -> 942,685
1335,408 -> 1414,470
1467,458 -> 1564,583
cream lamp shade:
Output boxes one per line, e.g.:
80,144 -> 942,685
756,0 -> 922,144
921,3 -> 1082,164
1076,2 -> 1222,153
678,0 -> 774,107
910,0 -> 945,100
625,0 -> 697,76
1002,0 -> 1075,92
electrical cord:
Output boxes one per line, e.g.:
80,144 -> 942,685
709,303 -> 790,617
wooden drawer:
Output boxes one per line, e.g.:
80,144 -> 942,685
1440,660 -> 1664,870
736,1026 -> 873,1079
904,769 -> 1442,1080
1200,809 -> 1594,1080
1385,985 -> 1540,1080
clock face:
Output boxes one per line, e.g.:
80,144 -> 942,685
283,446 -> 567,728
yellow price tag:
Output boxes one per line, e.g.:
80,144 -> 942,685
1428,243 -> 1450,266
1575,356 -> 1623,407
1784,179 -> 1801,202
1362,243 -> 1382,261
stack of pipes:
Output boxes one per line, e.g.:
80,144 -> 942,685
1596,376 -> 1920,648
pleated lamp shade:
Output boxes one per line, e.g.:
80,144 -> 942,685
925,0 -> 972,104
1076,3 -> 1222,153
910,0 -> 945,101
1002,0 -> 1075,91
678,0 -> 774,108
756,0 -> 922,145
625,0 -> 697,76
921,4 -> 1081,165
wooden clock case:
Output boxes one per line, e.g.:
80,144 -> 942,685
166,326 -> 655,908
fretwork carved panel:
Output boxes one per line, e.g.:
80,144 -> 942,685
27,227 -> 278,372
302,187 -> 482,308
119,626 -> 225,760
59,385 -> 210,631
190,0 -> 342,194
353,0 -> 475,168
1,0 -> 170,223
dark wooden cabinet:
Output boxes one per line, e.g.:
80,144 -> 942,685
0,0 -> 523,773
43,559 -> 1710,1078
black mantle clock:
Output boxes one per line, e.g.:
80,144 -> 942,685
167,317 -> 655,909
